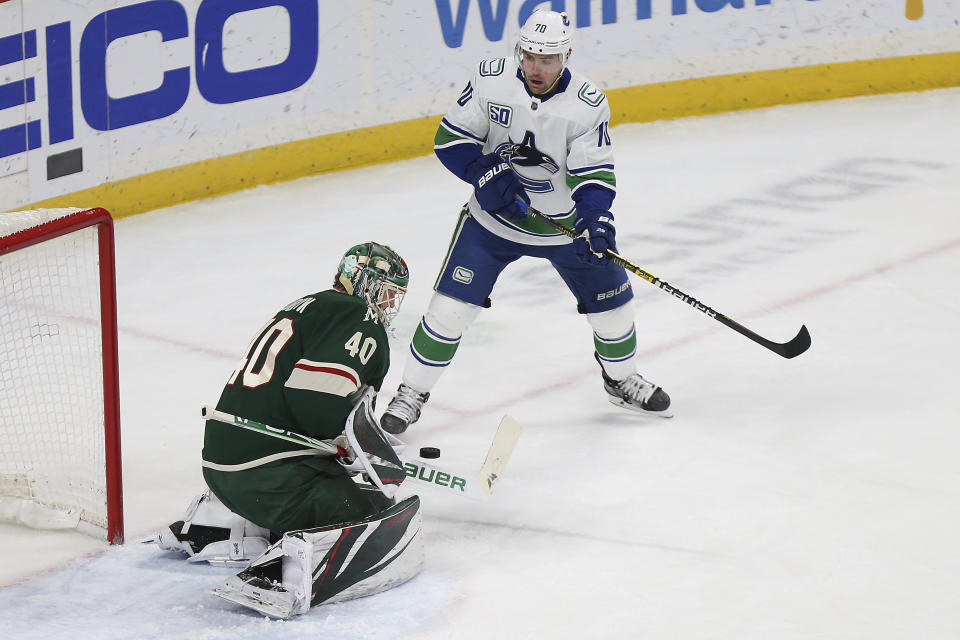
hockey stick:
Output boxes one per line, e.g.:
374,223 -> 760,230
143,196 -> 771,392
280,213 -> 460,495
522,204 -> 811,359
200,406 -> 521,499
202,406 -> 344,454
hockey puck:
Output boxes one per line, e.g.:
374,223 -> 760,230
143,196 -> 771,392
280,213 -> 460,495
419,446 -> 441,459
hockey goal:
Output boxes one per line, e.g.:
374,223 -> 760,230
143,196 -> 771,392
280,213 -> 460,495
0,208 -> 123,544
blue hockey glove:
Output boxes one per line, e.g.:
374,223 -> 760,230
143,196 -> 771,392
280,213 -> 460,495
467,153 -> 530,221
573,210 -> 616,266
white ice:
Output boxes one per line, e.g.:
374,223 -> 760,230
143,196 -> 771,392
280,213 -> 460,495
2,88 -> 959,640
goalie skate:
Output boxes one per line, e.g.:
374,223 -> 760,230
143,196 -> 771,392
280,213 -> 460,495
213,550 -> 302,619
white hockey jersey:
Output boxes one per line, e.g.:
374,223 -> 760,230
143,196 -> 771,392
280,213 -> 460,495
435,57 -> 616,246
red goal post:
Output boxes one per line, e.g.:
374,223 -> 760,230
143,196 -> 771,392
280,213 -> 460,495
0,207 -> 123,544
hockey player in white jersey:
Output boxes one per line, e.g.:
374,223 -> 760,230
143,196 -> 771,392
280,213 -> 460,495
382,9 -> 671,434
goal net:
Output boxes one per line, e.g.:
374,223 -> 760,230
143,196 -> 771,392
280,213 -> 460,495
0,208 -> 123,544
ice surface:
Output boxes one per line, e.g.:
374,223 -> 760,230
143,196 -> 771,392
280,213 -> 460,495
2,88 -> 959,639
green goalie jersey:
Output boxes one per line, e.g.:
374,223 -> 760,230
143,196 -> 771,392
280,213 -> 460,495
202,289 -> 390,470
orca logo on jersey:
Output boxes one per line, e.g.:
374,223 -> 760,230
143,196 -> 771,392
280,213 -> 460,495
502,144 -> 560,174
495,131 -> 558,194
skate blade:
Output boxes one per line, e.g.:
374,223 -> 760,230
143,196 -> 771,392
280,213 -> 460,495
607,395 -> 674,418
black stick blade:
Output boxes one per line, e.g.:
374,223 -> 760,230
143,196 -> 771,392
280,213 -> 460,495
776,325 -> 811,359
719,315 -> 812,359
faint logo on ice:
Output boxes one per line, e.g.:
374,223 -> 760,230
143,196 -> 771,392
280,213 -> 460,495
497,157 -> 950,305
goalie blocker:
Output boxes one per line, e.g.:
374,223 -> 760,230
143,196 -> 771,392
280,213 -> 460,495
214,495 -> 423,618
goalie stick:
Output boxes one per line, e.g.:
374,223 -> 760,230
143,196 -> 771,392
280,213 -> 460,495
200,406 -> 521,500
521,203 -> 811,359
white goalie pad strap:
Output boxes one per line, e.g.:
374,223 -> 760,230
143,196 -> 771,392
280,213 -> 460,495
177,491 -> 206,531
179,490 -> 233,534
342,387 -> 405,499
187,535 -> 270,566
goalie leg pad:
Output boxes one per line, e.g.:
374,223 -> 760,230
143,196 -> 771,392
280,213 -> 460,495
154,489 -> 271,566
213,495 -> 424,618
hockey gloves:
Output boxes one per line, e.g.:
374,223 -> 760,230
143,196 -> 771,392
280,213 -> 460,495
573,210 -> 616,266
468,153 -> 530,221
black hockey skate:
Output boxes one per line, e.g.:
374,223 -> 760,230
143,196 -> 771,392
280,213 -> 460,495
596,353 -> 672,418
381,384 -> 430,434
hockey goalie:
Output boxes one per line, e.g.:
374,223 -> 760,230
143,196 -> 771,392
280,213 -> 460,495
152,243 -> 424,617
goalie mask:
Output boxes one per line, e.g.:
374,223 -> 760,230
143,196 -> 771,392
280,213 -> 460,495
335,242 -> 409,326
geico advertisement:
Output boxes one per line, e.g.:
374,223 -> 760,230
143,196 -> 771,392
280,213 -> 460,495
0,0 -> 955,210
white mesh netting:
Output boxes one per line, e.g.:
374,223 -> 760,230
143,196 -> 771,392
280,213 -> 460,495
0,208 -> 110,537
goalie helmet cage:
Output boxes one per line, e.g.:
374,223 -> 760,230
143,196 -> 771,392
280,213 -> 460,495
0,207 -> 123,544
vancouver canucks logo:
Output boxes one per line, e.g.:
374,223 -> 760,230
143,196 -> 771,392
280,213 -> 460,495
494,131 -> 557,193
